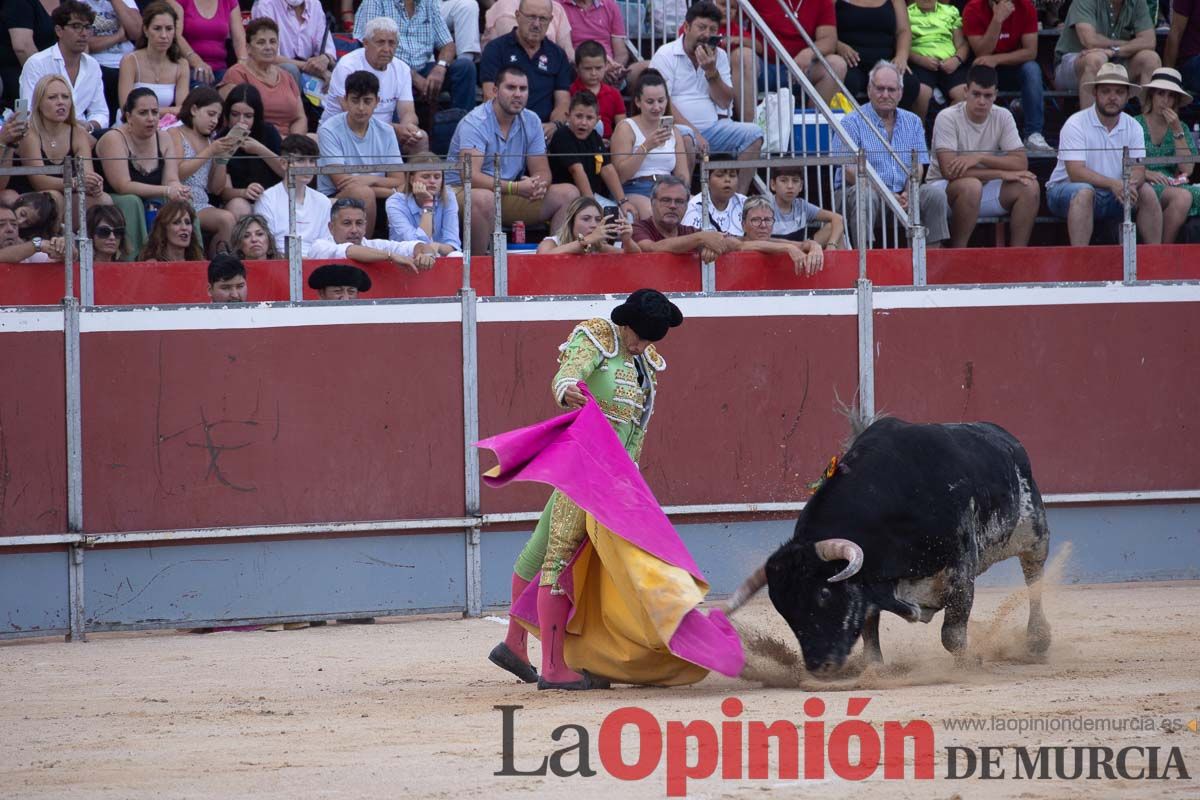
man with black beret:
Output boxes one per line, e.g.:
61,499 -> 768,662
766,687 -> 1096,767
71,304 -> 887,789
489,288 -> 684,690
308,264 -> 373,300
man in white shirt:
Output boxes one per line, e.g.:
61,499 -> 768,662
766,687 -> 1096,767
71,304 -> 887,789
926,64 -> 1040,248
19,1 -> 110,134
256,135 -> 334,256
321,17 -> 425,154
308,197 -> 436,270
650,1 -> 762,191
1046,63 -> 1162,245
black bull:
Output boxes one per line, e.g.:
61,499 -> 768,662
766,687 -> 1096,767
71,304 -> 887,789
726,417 -> 1051,678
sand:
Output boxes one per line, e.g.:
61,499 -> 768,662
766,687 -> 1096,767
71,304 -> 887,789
2,580 -> 1198,799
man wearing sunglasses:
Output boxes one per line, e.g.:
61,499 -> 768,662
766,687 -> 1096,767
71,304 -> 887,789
18,1 -> 110,135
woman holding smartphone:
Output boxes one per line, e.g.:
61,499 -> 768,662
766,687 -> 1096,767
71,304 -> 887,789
536,196 -> 639,254
610,70 -> 690,222
217,83 -> 284,219
168,86 -> 238,254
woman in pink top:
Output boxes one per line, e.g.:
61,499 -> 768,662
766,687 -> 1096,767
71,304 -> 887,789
168,0 -> 246,84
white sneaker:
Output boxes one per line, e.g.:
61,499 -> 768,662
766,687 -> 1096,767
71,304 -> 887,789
1025,133 -> 1054,151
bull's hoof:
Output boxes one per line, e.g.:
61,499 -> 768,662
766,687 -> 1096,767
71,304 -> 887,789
1027,622 -> 1051,656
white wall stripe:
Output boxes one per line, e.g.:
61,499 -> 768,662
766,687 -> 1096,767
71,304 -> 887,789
5,283 -> 1197,334
874,282 -> 1200,310
78,301 -> 462,332
0,310 -> 64,332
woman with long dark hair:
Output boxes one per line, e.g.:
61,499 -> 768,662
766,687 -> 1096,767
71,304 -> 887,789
169,86 -> 239,253
88,205 -> 130,262
610,69 -> 690,221
117,2 -> 190,119
217,83 -> 285,218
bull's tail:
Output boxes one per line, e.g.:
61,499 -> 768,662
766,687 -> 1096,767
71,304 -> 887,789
832,391 -> 884,448
723,565 -> 767,615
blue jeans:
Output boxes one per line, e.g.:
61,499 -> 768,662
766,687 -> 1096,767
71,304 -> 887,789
417,57 -> 477,112
997,61 -> 1044,138
1047,182 -> 1125,220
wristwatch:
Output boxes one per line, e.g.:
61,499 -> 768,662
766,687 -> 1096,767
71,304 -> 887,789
435,59 -> 449,69
32,236 -> 42,252
1109,45 -> 1120,56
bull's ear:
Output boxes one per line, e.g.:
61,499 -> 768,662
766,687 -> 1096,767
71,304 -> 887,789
867,585 -> 921,622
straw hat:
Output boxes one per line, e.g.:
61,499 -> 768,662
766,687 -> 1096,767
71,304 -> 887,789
1141,67 -> 1194,105
1082,62 -> 1141,92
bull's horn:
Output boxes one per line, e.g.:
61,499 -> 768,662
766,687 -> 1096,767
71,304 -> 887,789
723,565 -> 767,614
814,538 -> 864,582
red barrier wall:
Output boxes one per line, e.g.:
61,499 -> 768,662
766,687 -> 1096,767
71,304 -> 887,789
80,321 -> 465,532
874,302 -> 1200,493
2,244 -> 1198,307
0,330 -> 67,534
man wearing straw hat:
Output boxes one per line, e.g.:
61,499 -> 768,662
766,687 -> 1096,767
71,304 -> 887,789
1046,63 -> 1163,246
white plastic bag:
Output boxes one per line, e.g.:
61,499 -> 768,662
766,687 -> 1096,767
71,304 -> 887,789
756,89 -> 795,153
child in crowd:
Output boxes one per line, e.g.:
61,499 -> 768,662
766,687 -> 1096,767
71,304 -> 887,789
548,92 -> 636,218
908,0 -> 970,110
570,40 -> 626,140
254,134 -> 329,254
682,159 -> 746,236
385,152 -> 462,256
769,165 -> 845,248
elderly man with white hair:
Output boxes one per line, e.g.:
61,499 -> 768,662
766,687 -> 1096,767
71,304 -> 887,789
323,17 -> 426,152
832,60 -> 950,248
352,0 -> 478,112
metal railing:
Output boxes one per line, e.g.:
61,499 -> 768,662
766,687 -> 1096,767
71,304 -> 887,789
1119,149 -> 1200,283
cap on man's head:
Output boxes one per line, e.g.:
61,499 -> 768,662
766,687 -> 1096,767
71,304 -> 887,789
308,264 -> 372,292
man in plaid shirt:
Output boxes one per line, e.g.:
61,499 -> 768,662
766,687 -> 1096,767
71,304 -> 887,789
353,0 -> 478,111
833,60 -> 949,247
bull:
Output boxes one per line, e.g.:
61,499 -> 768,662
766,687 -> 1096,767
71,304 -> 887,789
726,417 -> 1051,678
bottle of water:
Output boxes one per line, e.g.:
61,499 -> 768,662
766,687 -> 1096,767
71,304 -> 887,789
512,220 -> 525,244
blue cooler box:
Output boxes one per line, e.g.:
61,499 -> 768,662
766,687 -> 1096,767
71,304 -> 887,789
793,111 -> 844,153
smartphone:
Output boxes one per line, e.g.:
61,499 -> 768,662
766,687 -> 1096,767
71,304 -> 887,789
603,209 -> 619,243
12,97 -> 28,124
230,123 -> 249,144
660,115 -> 674,131
705,35 -> 724,48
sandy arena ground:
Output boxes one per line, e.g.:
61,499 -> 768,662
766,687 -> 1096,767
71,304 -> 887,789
2,579 -> 1198,799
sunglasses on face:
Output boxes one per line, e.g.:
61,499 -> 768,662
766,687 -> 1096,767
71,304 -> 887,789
95,226 -> 125,238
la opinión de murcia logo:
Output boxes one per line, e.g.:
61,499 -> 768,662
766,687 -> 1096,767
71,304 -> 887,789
495,698 -> 1193,796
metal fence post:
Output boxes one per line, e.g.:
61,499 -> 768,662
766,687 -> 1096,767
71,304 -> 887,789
855,150 -> 867,281
699,156 -> 716,293
74,158 -> 94,306
461,155 -> 472,291
908,149 -> 927,286
460,287 -> 482,617
62,158 -> 75,301
856,277 -> 875,424
63,291 -> 86,642
1121,146 -> 1137,284
492,153 -> 507,297
286,158 -> 302,302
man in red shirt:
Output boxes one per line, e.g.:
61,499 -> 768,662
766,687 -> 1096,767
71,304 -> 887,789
963,0 -> 1052,150
745,0 -> 846,102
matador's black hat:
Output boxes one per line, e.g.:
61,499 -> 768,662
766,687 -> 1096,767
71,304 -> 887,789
308,264 -> 372,292
610,288 -> 683,342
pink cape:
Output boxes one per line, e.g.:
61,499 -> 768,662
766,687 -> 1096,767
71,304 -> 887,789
476,397 -> 745,679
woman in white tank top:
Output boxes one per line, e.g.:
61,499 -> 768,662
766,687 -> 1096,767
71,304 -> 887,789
117,2 -> 190,119
610,69 -> 690,221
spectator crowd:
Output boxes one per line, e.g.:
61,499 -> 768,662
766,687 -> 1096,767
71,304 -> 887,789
0,0 -> 1198,287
